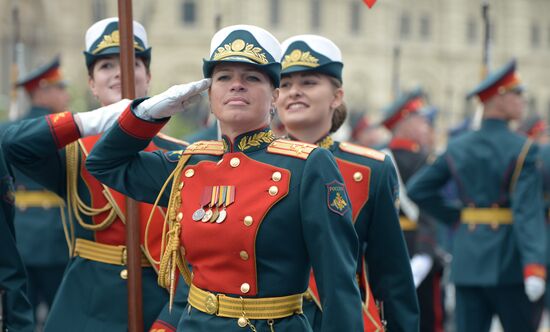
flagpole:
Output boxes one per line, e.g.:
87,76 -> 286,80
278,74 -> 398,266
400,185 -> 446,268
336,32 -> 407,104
117,1 -> 143,331
471,0 -> 491,130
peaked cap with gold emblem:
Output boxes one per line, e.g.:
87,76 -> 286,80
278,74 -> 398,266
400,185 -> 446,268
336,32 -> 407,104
466,59 -> 524,103
16,56 -> 66,93
202,24 -> 282,87
380,87 -> 426,130
83,17 -> 151,68
280,34 -> 343,82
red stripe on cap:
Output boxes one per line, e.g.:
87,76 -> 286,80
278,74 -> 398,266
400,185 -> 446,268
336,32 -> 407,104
388,137 -> 420,152
478,72 -> 521,103
22,67 -> 63,93
383,98 -> 424,130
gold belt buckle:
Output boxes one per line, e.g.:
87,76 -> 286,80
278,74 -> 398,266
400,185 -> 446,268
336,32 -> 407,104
121,247 -> 127,265
205,292 -> 219,315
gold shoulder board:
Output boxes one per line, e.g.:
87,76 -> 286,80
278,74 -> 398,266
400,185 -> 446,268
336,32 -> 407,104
183,140 -> 225,155
267,139 -> 317,160
156,132 -> 189,147
339,142 -> 386,161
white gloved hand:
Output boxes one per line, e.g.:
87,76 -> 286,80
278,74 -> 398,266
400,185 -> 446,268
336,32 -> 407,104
134,78 -> 211,120
524,276 -> 545,302
74,98 -> 132,137
410,253 -> 433,288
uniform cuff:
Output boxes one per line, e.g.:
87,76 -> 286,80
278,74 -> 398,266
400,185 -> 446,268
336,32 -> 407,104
149,320 -> 176,332
118,99 -> 168,140
46,112 -> 81,148
524,264 -> 546,279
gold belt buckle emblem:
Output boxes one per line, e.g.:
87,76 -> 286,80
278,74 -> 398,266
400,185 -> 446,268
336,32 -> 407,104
205,293 -> 219,314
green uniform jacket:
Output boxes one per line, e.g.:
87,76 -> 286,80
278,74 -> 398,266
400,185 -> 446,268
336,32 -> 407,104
302,136 -> 418,332
1,107 -> 69,267
538,144 -> 550,264
1,111 -> 185,331
0,147 -> 34,332
407,119 -> 546,286
86,105 -> 364,332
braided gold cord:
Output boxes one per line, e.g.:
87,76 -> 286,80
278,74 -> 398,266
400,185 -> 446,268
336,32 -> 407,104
156,154 -> 193,311
66,141 -> 118,231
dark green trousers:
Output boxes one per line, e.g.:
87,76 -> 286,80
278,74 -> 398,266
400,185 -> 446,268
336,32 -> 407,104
455,285 -> 543,332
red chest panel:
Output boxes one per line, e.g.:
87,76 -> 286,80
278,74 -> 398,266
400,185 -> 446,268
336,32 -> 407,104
336,158 -> 371,222
78,136 -> 166,261
179,152 -> 290,296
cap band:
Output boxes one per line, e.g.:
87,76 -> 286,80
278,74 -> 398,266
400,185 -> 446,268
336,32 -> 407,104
91,30 -> 145,55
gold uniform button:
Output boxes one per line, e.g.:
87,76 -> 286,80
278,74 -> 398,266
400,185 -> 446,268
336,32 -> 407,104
268,186 -> 278,196
120,269 -> 128,280
271,171 -> 282,182
240,251 -> 249,260
178,181 -> 184,190
184,169 -> 195,178
240,283 -> 250,294
353,172 -> 363,182
237,317 -> 248,328
230,157 -> 241,167
243,216 -> 253,226
176,212 -> 183,222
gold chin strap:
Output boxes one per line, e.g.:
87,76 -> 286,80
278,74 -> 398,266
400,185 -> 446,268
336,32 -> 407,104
153,153 -> 193,311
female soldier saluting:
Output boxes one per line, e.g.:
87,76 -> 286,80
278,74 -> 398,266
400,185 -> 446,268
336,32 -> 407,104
85,24 -> 364,331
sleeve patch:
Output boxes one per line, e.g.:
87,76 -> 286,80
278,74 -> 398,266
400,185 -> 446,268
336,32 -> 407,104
326,180 -> 351,216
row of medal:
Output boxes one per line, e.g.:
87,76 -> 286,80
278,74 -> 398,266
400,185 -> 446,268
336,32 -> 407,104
192,185 -> 235,223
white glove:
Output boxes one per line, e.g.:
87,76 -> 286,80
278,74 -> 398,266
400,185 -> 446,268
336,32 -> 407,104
410,253 -> 433,288
134,78 -> 211,120
74,99 -> 132,137
524,276 -> 545,302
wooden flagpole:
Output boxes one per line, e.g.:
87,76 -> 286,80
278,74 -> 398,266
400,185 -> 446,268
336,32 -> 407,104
117,1 -> 143,331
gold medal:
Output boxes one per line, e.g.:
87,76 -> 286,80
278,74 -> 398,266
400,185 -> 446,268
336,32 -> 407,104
210,208 -> 219,223
211,186 -> 225,223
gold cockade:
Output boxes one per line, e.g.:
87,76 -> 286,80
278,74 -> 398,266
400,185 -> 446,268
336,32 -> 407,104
282,49 -> 320,70
213,39 -> 268,65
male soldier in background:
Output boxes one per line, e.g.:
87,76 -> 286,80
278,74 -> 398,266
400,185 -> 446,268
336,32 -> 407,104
381,87 -> 445,332
524,115 -> 550,324
0,143 -> 34,332
0,57 -> 70,329
408,59 -> 546,332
